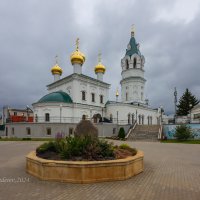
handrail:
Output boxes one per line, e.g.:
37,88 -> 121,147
158,125 -> 163,139
125,121 -> 137,139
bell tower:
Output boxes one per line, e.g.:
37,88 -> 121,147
120,26 -> 146,104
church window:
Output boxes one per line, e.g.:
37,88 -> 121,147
141,92 -> 143,100
91,93 -> 95,102
142,115 -> 144,124
82,91 -> 86,101
126,59 -> 129,69
134,58 -> 137,68
46,128 -> 51,135
126,92 -> 128,101
12,127 -> 14,135
128,113 -> 131,124
69,128 -> 73,135
132,114 -> 135,124
45,113 -> 50,122
110,114 -> 113,121
26,127 -> 31,135
100,95 -> 104,104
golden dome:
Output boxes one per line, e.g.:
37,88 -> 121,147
95,63 -> 106,74
94,52 -> 106,74
51,64 -> 62,75
70,38 -> 86,65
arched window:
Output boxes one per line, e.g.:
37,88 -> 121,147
142,115 -> 144,124
81,91 -> 86,101
110,114 -> 113,122
132,114 -> 135,124
126,59 -> 129,69
138,115 -> 141,124
128,113 -> 131,124
133,58 -> 137,68
45,113 -> 50,122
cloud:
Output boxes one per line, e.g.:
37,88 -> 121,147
0,0 -> 200,115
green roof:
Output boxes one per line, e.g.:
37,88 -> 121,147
126,36 -> 140,56
38,91 -> 73,104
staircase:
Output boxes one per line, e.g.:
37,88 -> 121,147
128,125 -> 161,141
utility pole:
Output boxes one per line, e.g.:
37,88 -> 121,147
174,87 -> 177,123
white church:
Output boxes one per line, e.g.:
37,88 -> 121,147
32,28 -> 162,126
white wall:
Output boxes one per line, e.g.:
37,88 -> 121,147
106,103 -> 159,125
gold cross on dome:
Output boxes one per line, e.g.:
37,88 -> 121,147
76,38 -> 79,50
55,55 -> 58,64
98,51 -> 102,63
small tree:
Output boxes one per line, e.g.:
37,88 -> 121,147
176,88 -> 199,116
118,127 -> 125,139
174,125 -> 193,140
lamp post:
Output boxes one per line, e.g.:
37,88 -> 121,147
189,104 -> 192,123
117,111 -> 119,125
60,104 -> 62,123
136,109 -> 137,123
26,105 -> 30,122
160,106 -> 163,125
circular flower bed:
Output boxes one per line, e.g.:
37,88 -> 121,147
36,136 -> 137,161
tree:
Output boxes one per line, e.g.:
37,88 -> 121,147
176,88 -> 199,116
118,127 -> 125,139
174,125 -> 193,140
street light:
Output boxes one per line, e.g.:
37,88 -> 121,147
26,105 -> 30,122
189,104 -> 192,123
60,104 -> 62,123
160,106 -> 163,125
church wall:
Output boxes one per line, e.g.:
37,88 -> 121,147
106,104 -> 159,125
5,123 -> 130,138
121,79 -> 145,103
121,69 -> 144,79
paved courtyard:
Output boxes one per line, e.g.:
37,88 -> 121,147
0,141 -> 200,200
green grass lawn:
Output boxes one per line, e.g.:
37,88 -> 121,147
161,140 -> 200,144
0,137 -> 54,141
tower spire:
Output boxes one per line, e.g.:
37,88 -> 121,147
76,38 -> 79,51
55,55 -> 58,64
131,24 -> 135,37
98,51 -> 101,63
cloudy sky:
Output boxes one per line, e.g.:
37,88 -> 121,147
0,0 -> 200,115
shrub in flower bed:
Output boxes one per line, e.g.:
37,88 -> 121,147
36,136 -> 137,161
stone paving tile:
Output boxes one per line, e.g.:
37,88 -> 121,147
0,141 -> 200,200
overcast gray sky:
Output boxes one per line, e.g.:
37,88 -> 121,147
0,0 -> 200,115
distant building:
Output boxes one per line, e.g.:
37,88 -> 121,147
2,106 -> 33,123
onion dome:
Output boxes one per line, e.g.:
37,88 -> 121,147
38,91 -> 73,103
94,52 -> 106,74
51,63 -> 63,75
70,38 -> 85,65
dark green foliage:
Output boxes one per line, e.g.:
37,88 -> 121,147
174,125 -> 194,140
176,88 -> 199,116
118,127 -> 125,139
22,138 -> 31,141
37,136 -> 115,160
36,141 -> 57,154
119,143 -> 137,155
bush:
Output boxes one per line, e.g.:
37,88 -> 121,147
119,143 -> 130,149
174,125 -> 193,140
22,137 -> 31,141
118,127 -> 125,139
36,141 -> 57,154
